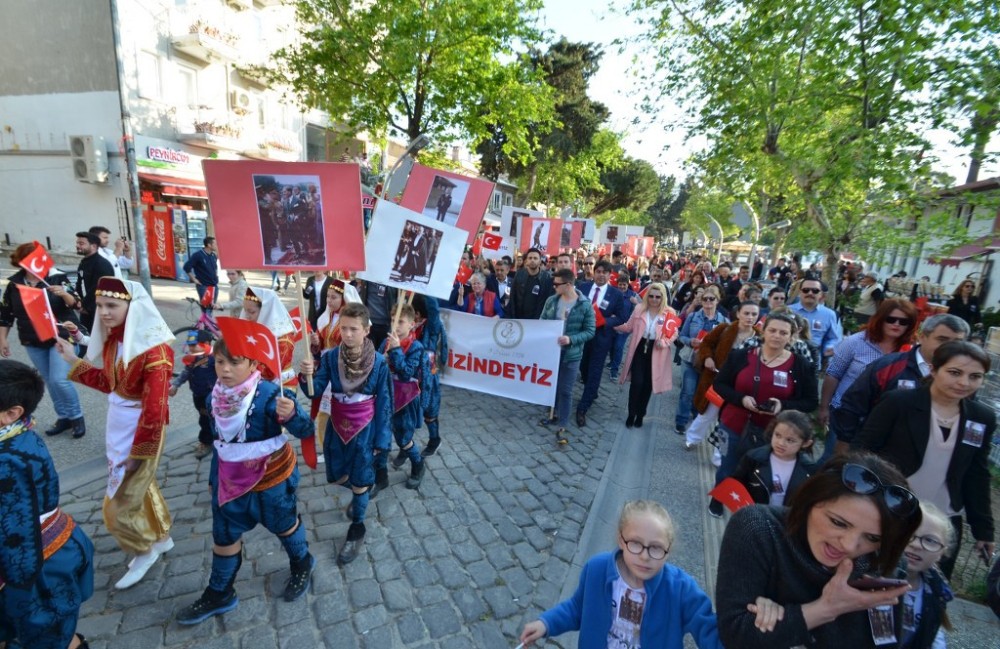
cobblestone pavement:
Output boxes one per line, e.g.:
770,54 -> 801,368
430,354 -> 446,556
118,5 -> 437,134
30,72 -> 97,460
62,378 -> 621,648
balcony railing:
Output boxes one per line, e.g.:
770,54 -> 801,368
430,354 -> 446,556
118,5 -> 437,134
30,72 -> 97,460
171,21 -> 239,63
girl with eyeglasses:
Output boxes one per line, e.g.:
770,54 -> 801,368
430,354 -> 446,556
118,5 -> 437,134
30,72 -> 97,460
519,500 -> 723,649
716,453 -> 922,649
818,298 -> 918,463
945,279 -> 981,328
900,502 -> 954,649
858,340 -> 996,580
613,283 -> 679,428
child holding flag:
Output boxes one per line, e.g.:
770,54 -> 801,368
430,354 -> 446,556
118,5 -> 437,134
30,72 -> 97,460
413,294 -> 448,457
0,242 -> 87,438
240,286 -> 296,385
375,303 -> 429,493
298,303 -> 393,564
169,330 -> 217,459
175,335 -> 316,625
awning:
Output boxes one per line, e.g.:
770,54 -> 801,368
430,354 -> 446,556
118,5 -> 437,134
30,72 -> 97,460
930,234 -> 1000,267
138,172 -> 208,198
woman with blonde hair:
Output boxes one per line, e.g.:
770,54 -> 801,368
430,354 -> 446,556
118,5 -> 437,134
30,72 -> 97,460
614,283 -> 679,428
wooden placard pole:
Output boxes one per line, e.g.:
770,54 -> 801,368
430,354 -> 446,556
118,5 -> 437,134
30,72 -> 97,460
295,271 -> 314,397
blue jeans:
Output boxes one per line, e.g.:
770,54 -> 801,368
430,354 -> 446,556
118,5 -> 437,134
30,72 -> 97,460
674,361 -> 700,428
25,345 -> 83,420
610,333 -> 628,376
817,415 -> 840,466
555,359 -> 581,427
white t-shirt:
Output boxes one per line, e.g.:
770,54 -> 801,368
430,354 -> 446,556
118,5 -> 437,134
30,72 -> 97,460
608,576 -> 646,649
768,455 -> 798,507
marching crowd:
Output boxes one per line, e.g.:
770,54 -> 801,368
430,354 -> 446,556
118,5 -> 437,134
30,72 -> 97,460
0,232 -> 999,648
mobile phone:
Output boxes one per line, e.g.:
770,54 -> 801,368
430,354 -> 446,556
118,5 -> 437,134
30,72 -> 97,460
757,400 -> 775,413
848,575 -> 909,591
980,546 -> 993,566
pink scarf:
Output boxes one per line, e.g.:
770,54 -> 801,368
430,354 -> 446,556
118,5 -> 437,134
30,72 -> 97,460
212,370 -> 261,419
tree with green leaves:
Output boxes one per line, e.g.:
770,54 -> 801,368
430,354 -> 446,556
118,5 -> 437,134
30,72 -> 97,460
267,0 -> 556,166
629,0 -> 998,304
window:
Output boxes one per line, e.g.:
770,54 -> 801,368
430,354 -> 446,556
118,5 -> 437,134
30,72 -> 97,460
137,51 -> 162,100
493,191 -> 501,210
176,66 -> 198,108
505,194 -> 513,206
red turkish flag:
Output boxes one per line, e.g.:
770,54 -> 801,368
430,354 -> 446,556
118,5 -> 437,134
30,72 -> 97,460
199,285 -> 216,308
215,316 -> 280,380
709,478 -> 755,513
661,313 -> 682,339
472,235 -> 483,257
482,232 -> 502,251
19,242 -> 54,279
14,284 -> 58,342
288,307 -> 312,342
455,262 -> 473,285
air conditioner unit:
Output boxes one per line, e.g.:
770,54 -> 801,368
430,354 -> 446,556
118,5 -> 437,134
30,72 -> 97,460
68,135 -> 109,184
230,89 -> 252,111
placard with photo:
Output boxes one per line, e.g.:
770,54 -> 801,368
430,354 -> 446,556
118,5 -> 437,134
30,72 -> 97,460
357,201 -> 468,300
519,217 -> 567,254
494,205 -> 543,260
202,160 -> 365,271
399,163 -> 495,244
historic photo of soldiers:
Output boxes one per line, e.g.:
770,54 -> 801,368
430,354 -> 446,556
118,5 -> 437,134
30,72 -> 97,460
390,220 -> 444,286
254,174 -> 327,266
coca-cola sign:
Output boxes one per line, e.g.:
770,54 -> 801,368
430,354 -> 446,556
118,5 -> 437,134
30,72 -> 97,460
153,218 -> 167,262
147,146 -> 191,165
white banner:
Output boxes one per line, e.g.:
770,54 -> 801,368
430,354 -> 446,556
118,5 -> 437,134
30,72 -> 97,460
439,310 -> 563,407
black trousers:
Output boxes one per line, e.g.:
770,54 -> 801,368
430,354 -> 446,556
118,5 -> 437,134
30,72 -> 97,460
627,340 -> 654,418
939,514 -> 964,580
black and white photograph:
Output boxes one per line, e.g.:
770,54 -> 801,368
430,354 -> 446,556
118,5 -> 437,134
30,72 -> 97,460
358,201 -> 469,300
253,173 -> 327,267
390,220 -> 444,285
421,174 -> 471,226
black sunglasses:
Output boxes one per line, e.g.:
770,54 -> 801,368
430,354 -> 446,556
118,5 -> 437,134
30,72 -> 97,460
840,463 -> 917,517
702,296 -> 717,302
800,288 -> 822,294
884,316 -> 913,326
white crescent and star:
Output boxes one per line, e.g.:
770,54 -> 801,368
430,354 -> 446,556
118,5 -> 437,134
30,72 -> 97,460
27,255 -> 46,275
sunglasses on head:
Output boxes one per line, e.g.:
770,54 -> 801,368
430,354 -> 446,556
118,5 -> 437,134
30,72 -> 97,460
840,463 -> 917,517
800,288 -> 822,294
884,316 -> 912,326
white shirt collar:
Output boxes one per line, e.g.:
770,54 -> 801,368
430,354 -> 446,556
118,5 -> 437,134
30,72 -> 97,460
916,350 -> 932,377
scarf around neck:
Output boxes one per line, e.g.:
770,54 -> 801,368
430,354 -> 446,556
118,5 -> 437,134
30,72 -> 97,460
0,416 -> 33,443
211,371 -> 261,442
339,338 -> 376,396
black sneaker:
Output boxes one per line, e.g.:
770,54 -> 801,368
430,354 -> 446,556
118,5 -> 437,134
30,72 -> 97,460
391,451 -> 408,469
421,438 -> 441,457
338,523 -> 366,565
283,554 -> 314,602
406,460 -> 426,490
71,417 -> 86,439
176,588 -> 239,625
674,424 -> 686,436
708,499 -> 725,518
370,467 -> 390,499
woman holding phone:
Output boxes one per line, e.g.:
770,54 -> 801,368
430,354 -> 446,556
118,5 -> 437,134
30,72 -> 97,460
716,452 -> 922,648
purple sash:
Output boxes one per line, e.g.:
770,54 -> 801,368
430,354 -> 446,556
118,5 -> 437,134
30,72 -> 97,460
329,398 -> 376,445
393,379 -> 420,412
217,457 -> 268,506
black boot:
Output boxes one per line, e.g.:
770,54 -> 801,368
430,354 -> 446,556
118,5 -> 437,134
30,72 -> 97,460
71,417 -> 86,439
45,418 -> 72,436
369,467 -> 389,499
76,633 -> 90,649
421,437 -> 441,457
338,522 -> 366,565
283,553 -> 314,602
176,587 -> 239,625
406,459 -> 426,490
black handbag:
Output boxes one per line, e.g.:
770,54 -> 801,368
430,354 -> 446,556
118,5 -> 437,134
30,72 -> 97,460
736,352 -> 771,456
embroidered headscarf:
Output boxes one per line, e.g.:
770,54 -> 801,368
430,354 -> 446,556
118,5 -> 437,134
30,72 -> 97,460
241,286 -> 295,338
85,277 -> 174,367
316,280 -> 362,332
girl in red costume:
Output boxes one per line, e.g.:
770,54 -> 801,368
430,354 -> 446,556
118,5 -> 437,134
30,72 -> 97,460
240,286 -> 295,385
58,277 -> 174,590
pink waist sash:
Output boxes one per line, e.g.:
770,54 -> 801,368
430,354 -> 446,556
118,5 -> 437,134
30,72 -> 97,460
329,397 -> 376,445
393,378 -> 420,413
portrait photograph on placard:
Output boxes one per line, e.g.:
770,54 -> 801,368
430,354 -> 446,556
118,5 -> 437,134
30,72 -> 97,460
253,174 -> 326,267
390,220 -> 444,284
202,160 -> 365,272
399,163 -> 496,244
606,225 -> 620,243
357,201 -> 467,300
497,206 -> 543,259
519,217 -> 565,254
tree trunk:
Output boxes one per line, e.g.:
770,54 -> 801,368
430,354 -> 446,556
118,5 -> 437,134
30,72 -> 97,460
823,247 -> 840,310
517,166 -> 538,207
965,108 -> 998,184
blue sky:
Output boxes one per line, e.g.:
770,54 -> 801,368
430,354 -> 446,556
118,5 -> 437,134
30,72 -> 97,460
539,0 -> 992,186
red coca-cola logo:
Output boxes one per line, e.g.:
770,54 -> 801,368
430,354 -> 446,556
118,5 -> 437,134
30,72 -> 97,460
154,218 -> 167,262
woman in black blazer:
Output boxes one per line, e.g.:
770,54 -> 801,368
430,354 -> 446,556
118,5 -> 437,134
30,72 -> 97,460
945,279 -> 982,327
857,340 -> 995,579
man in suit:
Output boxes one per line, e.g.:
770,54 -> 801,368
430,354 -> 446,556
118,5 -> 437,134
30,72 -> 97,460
575,260 -> 627,426
493,259 -> 513,312
303,271 -> 333,330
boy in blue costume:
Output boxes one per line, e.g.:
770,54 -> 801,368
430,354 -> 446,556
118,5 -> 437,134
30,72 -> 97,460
0,360 -> 95,649
299,302 -> 393,564
176,336 -> 316,625
375,303 -> 430,492
169,329 -> 217,459
413,294 -> 448,457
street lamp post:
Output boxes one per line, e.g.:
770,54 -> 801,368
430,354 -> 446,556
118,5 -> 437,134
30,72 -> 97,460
707,216 -> 725,264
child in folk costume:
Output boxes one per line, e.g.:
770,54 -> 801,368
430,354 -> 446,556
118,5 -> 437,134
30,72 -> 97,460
308,280 -> 363,424
298,303 -> 392,564
0,360 -> 95,649
168,329 -> 217,459
374,303 -> 430,494
413,294 -> 448,457
241,286 -> 296,386
176,337 -> 315,625
59,277 -> 174,590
